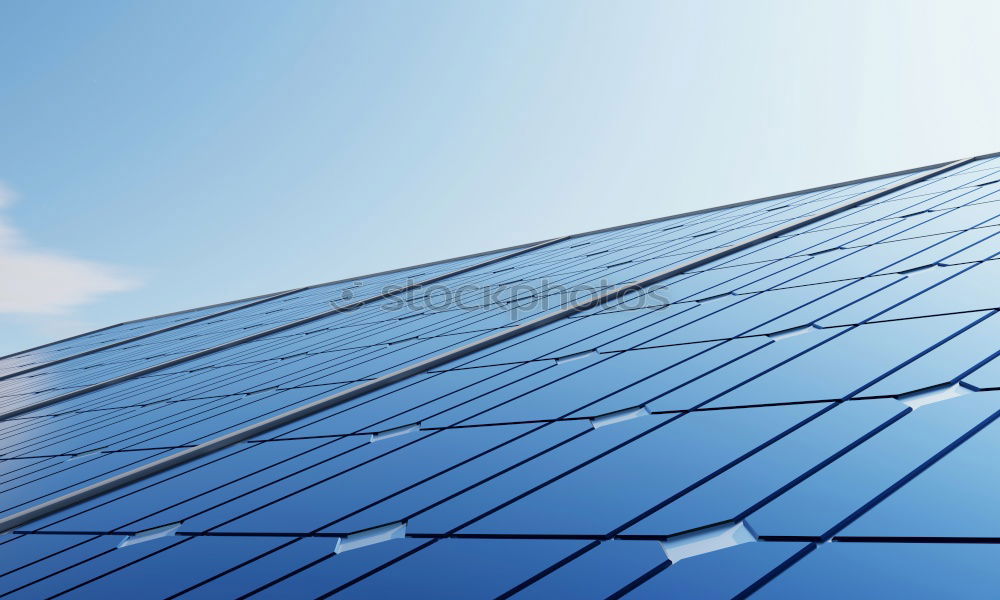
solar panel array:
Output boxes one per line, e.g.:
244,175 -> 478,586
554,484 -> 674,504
3,156 -> 1000,598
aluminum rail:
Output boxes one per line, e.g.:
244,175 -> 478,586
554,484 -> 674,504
0,157 -> 975,534
0,237 -> 568,423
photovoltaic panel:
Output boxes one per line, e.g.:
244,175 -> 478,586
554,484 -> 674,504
3,155 -> 1000,597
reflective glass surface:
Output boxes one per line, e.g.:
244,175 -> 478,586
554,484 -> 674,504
4,157 -> 1000,597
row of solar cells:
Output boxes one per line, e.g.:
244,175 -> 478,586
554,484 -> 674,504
0,157 -> 992,528
0,158 -> 923,383
0,247 -> 513,402
3,158 -> 1000,597
4,395 -> 999,595
0,242 -> 525,382
0,161 -> 922,415
0,163 -> 928,527
0,179 -> 873,422
0,156 -> 972,383
0,297 -> 258,378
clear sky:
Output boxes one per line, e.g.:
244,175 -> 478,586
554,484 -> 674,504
2,0 -> 999,355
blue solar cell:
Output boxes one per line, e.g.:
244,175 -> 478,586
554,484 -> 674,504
326,422 -> 590,535
625,281 -> 850,345
747,391 -> 1000,538
813,269 -> 957,326
861,311 -> 998,396
741,277 -> 900,333
0,533 -> 109,596
176,536 -> 416,598
729,219 -> 879,265
876,259 -> 1000,320
838,402 -> 1000,538
965,351 -> 1000,391
203,424 -> 549,534
902,202 -> 1000,236
621,540 -> 813,599
653,255 -> 812,302
328,538 -> 589,599
508,540 -> 666,599
454,305 -> 685,368
593,301 -> 746,350
271,364 -> 546,437
27,437 -> 367,532
940,227 -> 1000,264
27,535 -> 311,598
703,312 -> 982,408
623,399 -> 907,537
784,231 -> 959,288
408,415 -> 667,533
460,404 -> 822,536
0,449 -> 166,520
751,542 -> 1000,599
457,343 -> 721,424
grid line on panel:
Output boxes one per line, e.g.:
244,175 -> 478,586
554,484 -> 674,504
0,395 -> 948,462
7,157 -> 952,382
0,157 -> 974,535
9,394 -> 913,544
727,407 -> 912,522
0,258 -> 514,406
815,405 -> 1000,542
409,406 -> 826,545
3,290 -> 993,473
0,181 -> 936,398
729,543 -> 819,600
730,408 -> 1000,598
5,156 -> 989,600
0,288 -> 306,384
313,540 -> 439,600
0,218 -> 852,462
0,204 -> 748,406
494,540 -> 605,599
604,559 -> 675,600
19,528 -> 1000,544
0,237 -> 568,424
91,153 -> 976,334
165,536 -> 306,600
0,321 -> 125,365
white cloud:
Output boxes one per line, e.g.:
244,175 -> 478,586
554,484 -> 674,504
0,183 -> 139,315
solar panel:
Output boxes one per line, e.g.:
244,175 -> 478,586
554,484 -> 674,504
2,154 -> 1000,597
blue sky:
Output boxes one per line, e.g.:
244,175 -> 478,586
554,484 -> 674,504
2,0 -> 1000,355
